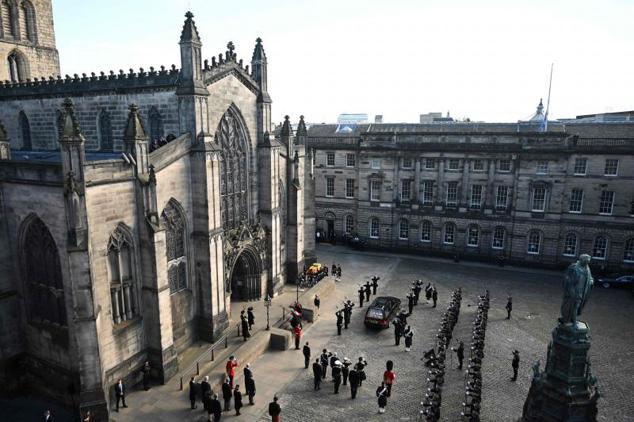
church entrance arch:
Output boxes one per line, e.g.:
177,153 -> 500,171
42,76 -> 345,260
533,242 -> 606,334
229,248 -> 262,301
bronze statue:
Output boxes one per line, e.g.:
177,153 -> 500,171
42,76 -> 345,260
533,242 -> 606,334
559,254 -> 593,326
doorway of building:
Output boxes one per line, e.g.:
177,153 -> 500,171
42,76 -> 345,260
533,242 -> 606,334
230,249 -> 262,301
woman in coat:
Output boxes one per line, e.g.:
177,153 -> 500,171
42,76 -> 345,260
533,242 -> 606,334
233,385 -> 243,416
376,382 -> 388,413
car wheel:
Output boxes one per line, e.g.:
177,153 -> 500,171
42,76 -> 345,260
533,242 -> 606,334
602,282 -> 610,289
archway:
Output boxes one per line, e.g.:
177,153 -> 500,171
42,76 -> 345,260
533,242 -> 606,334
229,248 -> 261,301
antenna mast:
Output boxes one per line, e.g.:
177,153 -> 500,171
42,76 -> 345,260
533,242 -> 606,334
544,63 -> 554,131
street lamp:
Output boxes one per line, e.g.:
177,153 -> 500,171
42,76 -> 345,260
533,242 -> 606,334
264,294 -> 272,331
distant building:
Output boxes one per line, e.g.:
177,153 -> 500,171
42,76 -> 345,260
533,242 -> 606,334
375,115 -> 383,124
565,110 -> 634,123
420,112 -> 454,123
337,113 -> 368,124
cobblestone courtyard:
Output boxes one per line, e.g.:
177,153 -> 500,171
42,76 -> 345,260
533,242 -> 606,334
267,245 -> 634,422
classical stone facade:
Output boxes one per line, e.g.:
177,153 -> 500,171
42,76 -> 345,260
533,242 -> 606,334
0,11 -> 312,421
308,115 -> 634,273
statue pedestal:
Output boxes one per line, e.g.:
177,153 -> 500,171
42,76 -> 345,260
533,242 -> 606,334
522,322 -> 599,422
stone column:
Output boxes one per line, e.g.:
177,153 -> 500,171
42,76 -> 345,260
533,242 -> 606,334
413,158 -> 421,203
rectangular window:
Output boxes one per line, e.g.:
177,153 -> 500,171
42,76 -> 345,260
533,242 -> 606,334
345,179 -> 355,198
467,226 -> 479,247
492,227 -> 505,249
400,179 -> 411,202
498,159 -> 511,172
448,159 -> 460,171
370,180 -> 381,201
371,159 -> 381,169
345,215 -> 354,234
470,184 -> 482,209
420,222 -> 432,242
422,181 -> 434,205
532,186 -> 546,212
472,159 -> 484,172
402,158 -> 413,169
446,182 -> 458,206
574,158 -> 587,175
327,152 -> 335,166
569,189 -> 583,213
527,232 -> 541,254
496,186 -> 508,209
444,225 -> 455,244
592,237 -> 608,260
370,218 -> 380,238
423,158 -> 435,170
346,153 -> 356,167
604,159 -> 618,176
399,220 -> 409,239
599,191 -> 614,215
326,177 -> 335,197
536,160 -> 548,175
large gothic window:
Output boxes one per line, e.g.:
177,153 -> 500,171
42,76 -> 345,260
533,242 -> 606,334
1,1 -> 16,38
21,216 -> 67,326
148,106 -> 163,142
216,108 -> 249,230
107,226 -> 137,324
19,0 -> 35,42
18,110 -> 31,150
98,109 -> 113,151
162,200 -> 188,293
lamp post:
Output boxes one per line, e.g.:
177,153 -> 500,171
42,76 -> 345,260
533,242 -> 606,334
264,294 -> 271,331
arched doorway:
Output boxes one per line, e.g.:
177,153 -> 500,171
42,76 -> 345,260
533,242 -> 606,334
325,211 -> 336,241
229,249 -> 261,301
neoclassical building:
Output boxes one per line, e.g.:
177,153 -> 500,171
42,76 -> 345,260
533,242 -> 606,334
0,7 -> 314,421
308,110 -> 634,273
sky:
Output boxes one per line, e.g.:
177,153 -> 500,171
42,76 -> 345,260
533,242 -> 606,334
53,0 -> 634,125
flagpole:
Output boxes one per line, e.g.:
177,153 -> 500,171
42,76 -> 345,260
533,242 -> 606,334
544,63 -> 554,131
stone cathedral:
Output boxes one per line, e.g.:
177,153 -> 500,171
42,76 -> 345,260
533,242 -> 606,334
0,5 -> 315,420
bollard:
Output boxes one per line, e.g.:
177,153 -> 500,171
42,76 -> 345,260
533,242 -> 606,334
196,361 -> 200,375
224,335 -> 228,348
179,377 -> 183,391
211,348 -> 215,361
237,324 -> 241,337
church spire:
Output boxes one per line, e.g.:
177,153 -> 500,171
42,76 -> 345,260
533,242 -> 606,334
180,11 -> 201,45
251,37 -> 270,102
178,11 -> 207,95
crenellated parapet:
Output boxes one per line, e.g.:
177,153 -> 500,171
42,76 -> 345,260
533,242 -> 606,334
202,41 -> 260,95
0,65 -> 181,99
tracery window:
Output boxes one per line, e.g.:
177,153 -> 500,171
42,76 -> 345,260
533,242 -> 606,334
107,226 -> 137,324
162,200 -> 188,293
21,216 -> 67,326
216,108 -> 248,230
18,110 -> 31,150
98,110 -> 113,151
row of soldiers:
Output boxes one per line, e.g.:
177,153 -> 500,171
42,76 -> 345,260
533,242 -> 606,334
420,288 -> 462,422
460,290 -> 490,422
357,275 -> 381,307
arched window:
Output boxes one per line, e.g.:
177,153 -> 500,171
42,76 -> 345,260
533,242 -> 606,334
7,50 -> 28,82
443,223 -> 455,245
492,226 -> 505,249
467,225 -> 479,247
162,200 -> 188,293
527,230 -> 541,254
624,239 -> 634,263
98,110 -> 113,151
563,233 -> 577,257
107,226 -> 137,324
1,1 -> 16,38
19,0 -> 35,42
420,220 -> 432,242
148,106 -> 163,142
216,107 -> 249,230
399,219 -> 409,240
344,215 -> 354,234
18,110 -> 31,150
21,215 -> 67,326
592,236 -> 608,260
369,217 -> 379,239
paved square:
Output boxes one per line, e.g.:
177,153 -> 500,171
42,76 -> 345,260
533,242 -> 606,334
265,245 -> 634,422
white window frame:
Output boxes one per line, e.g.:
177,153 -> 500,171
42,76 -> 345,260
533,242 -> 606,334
370,218 -> 380,239
496,185 -> 508,209
446,182 -> 458,206
443,224 -> 455,245
492,227 -> 505,249
344,215 -> 354,234
371,158 -> 381,169
470,184 -> 483,209
498,159 -> 511,172
448,159 -> 460,171
422,180 -> 434,205
423,158 -> 435,170
400,179 -> 411,202
592,236 -> 608,260
326,152 -> 335,167
604,159 -> 618,176
624,238 -> 634,263
402,158 -> 413,169
532,186 -> 546,212
370,180 -> 381,201
573,158 -> 587,175
345,179 -> 355,199
346,153 -> 356,167
472,159 -> 484,172
536,160 -> 548,175
420,221 -> 432,242
599,191 -> 614,215
399,219 -> 409,240
563,233 -> 577,257
326,177 -> 335,197
527,231 -> 541,255
467,225 -> 479,247
569,189 -> 583,213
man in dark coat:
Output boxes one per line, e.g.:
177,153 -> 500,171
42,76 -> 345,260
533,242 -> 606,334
141,361 -> 151,391
414,280 -> 423,305
432,287 -> 438,308
329,353 -> 339,380
312,358 -> 322,390
337,265 -> 342,277
511,350 -> 520,381
364,281 -> 372,302
303,342 -> 311,369
453,341 -> 465,370
392,318 -> 403,346
425,283 -> 432,301
233,385 -> 243,416
247,307 -> 255,330
355,357 -> 368,387
221,378 -> 232,411
200,375 -> 211,398
210,394 -> 222,422
314,295 -> 321,313
348,368 -> 360,399
371,276 -> 380,295
332,361 -> 342,394
406,291 -> 415,315
203,391 -> 213,419
188,376 -> 199,409
268,396 -> 282,422
336,309 -> 343,335
358,285 -> 365,307
114,379 -> 127,411
332,263 -> 337,275
241,311 -> 250,341
320,349 -> 330,379
244,364 -> 256,405
342,358 -> 351,385
343,300 -> 353,329
506,296 -> 513,319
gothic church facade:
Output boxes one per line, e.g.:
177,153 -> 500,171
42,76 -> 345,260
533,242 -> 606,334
0,6 -> 314,420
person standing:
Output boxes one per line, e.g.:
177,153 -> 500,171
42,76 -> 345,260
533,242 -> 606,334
355,357 -> 368,387
406,290 -> 415,315
244,364 -> 256,405
233,385 -> 243,416
226,356 -> 238,388
294,324 -> 302,350
371,276 -> 379,295
348,367 -> 360,399
342,357 -> 351,385
358,285 -> 365,307
332,263 -> 337,275
268,396 -> 282,422
329,352 -> 338,380
241,311 -> 250,341
314,295 -> 321,315
364,281 -> 372,302
511,350 -> 520,381
114,379 -> 127,412
203,389 -> 213,419
376,382 -> 388,414
414,280 -> 423,305
425,282 -> 432,301
142,361 -> 151,391
312,358 -> 322,390
404,325 -> 414,352
337,265 -> 342,277
302,342 -> 311,369
188,376 -> 199,409
222,378 -> 232,411
383,360 -> 396,397
432,286 -> 438,308
248,306 -> 256,331
453,341 -> 465,370
210,394 -> 222,422
343,300 -> 353,329
200,375 -> 211,398
320,349 -> 329,379
43,410 -> 54,422
336,309 -> 343,335
332,360 -> 342,394
392,318 -> 403,346
506,296 -> 513,319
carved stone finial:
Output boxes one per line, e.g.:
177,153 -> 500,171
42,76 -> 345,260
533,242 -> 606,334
124,104 -> 147,141
185,11 -> 193,19
227,41 -> 235,53
59,98 -> 84,141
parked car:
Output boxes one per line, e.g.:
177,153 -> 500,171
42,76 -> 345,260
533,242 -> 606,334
364,296 -> 401,329
596,275 -> 634,289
